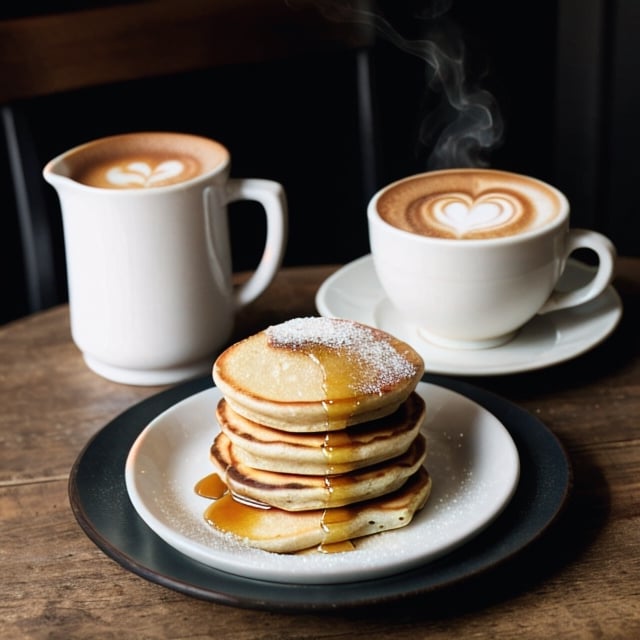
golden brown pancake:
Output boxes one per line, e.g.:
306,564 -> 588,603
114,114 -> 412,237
212,317 -> 425,432
215,392 -> 426,475
211,431 -> 427,511
204,467 -> 432,553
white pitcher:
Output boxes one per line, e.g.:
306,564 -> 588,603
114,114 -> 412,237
43,132 -> 287,385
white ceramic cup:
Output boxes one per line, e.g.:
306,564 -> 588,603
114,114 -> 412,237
43,132 -> 287,384
368,168 -> 617,349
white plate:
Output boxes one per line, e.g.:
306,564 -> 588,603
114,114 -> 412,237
125,382 -> 519,585
316,254 -> 623,376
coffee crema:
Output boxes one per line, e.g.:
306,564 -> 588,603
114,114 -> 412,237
377,169 -> 563,239
67,132 -> 229,189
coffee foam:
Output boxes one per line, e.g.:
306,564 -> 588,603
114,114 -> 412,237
66,132 -> 229,189
377,170 -> 563,239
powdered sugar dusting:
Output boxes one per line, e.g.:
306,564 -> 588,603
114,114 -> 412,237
266,317 -> 421,394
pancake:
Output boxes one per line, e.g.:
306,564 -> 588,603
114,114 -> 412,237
204,467 -> 432,553
212,317 -> 425,432
210,431 -> 427,511
215,391 -> 426,475
201,317 -> 431,553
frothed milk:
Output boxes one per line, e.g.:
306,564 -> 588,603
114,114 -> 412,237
67,132 -> 229,189
377,169 -> 562,240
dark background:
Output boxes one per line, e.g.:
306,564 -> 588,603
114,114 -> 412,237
2,0 -> 638,324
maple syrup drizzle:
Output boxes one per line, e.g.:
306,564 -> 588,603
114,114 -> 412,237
318,540 -> 356,553
194,472 -> 227,500
203,492 -> 264,535
319,505 -> 352,542
306,345 -> 362,539
196,471 -> 365,553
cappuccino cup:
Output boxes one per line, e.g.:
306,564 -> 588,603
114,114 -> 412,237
368,168 -> 616,349
43,132 -> 287,384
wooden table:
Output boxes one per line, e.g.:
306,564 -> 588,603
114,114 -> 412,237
2,260 -> 639,638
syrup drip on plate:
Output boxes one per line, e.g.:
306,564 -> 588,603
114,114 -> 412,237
195,472 -> 362,554
194,472 -> 227,500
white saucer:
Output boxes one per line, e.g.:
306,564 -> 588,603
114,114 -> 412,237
125,382 -> 519,585
316,254 -> 623,376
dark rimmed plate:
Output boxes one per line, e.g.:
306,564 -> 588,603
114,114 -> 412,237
69,374 -> 572,611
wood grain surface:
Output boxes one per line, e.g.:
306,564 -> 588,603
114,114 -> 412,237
1,260 -> 639,639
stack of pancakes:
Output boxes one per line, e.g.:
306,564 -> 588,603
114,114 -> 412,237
205,316 -> 431,553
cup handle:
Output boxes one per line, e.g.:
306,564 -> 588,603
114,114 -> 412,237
224,178 -> 288,308
538,229 -> 617,314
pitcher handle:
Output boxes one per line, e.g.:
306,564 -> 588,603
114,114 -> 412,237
225,178 -> 288,308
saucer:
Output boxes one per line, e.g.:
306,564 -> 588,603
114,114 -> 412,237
316,255 -> 623,376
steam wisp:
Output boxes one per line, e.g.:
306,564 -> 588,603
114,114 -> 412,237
292,0 -> 504,168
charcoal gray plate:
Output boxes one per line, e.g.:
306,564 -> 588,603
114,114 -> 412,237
69,374 -> 572,611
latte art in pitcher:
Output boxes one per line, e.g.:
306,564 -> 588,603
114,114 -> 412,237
79,154 -> 203,189
378,169 -> 563,239
107,160 -> 185,187
66,132 -> 229,189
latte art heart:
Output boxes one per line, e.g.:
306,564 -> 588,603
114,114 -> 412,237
376,170 -> 561,240
430,193 -> 523,236
67,133 -> 230,190
106,160 -> 185,187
